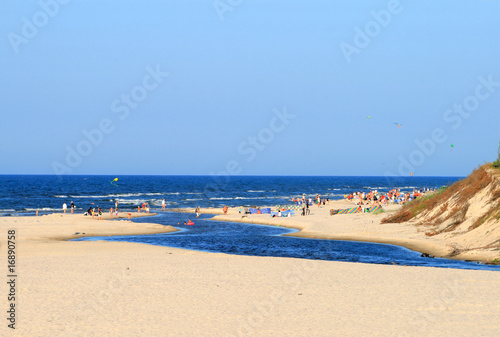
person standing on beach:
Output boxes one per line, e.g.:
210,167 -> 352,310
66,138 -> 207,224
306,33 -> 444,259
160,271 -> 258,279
223,205 -> 228,215
70,201 -> 75,214
115,200 -> 119,211
162,199 -> 166,210
195,206 -> 201,218
62,202 -> 67,213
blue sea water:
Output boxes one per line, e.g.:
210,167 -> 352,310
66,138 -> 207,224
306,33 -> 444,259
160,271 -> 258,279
0,175 -> 461,215
4,174 -> 499,271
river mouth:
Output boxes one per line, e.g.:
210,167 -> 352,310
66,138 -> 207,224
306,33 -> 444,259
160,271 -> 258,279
73,212 -> 500,271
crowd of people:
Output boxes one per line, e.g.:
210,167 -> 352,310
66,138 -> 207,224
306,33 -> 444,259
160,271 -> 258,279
292,195 -> 330,207
345,187 -> 437,206
138,202 -> 150,213
286,187 -> 437,215
60,187 -> 437,221
290,194 -> 331,216
84,206 -> 103,220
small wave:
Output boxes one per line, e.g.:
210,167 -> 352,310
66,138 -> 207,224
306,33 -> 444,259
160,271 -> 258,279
247,190 -> 265,193
0,209 -> 15,212
115,198 -> 147,205
147,200 -> 176,206
150,199 -> 178,206
24,208 -> 61,211
209,197 -> 234,200
323,193 -> 345,197
182,198 -> 203,201
53,195 -> 68,198
111,192 -> 163,197
69,192 -> 164,199
70,195 -> 110,199
114,198 -> 178,207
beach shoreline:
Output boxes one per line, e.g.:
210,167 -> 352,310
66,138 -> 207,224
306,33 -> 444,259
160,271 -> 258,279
0,212 -> 177,249
166,203 -> 499,264
1,210 -> 500,336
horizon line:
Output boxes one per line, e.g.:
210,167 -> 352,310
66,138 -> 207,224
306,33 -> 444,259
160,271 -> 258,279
0,173 -> 467,178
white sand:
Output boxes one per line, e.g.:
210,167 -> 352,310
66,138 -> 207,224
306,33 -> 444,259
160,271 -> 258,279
1,211 -> 499,336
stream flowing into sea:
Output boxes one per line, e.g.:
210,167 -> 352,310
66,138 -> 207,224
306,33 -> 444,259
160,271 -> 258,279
3,175 -> 500,271
76,212 -> 500,271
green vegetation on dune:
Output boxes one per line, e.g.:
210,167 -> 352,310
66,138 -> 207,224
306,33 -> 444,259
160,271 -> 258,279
494,142 -> 500,168
382,163 -> 500,261
381,185 -> 447,224
382,165 -> 494,225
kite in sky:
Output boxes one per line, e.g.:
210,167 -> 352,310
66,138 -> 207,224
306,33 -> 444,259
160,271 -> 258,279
111,178 -> 118,187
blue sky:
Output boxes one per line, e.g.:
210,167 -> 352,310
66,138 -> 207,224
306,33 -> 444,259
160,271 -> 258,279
1,0 -> 499,176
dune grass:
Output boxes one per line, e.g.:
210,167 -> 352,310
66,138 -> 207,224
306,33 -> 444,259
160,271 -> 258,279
382,165 -> 492,225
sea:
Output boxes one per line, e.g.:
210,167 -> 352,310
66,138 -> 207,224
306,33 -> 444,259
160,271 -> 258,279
3,175 -> 500,271
0,175 -> 461,215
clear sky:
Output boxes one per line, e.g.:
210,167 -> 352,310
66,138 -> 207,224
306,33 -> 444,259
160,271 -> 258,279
1,0 -> 499,177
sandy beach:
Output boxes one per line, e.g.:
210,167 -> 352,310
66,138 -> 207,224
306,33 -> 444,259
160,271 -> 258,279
1,208 -> 499,337
4,0 -> 499,334
178,198 -> 500,263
